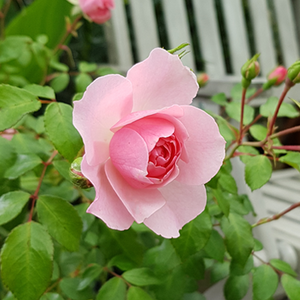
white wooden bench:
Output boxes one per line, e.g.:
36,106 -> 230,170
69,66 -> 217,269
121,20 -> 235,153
105,0 -> 300,280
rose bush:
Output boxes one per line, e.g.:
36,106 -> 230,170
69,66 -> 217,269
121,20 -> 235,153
78,0 -> 114,24
73,48 -> 225,238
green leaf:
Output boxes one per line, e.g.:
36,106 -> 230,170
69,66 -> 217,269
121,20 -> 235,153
40,293 -> 64,300
0,137 -> 16,179
218,169 -> 238,194
260,96 -> 299,118
211,93 -> 227,105
96,277 -> 126,300
281,274 -> 300,300
221,213 -> 254,266
4,153 -> 42,179
127,287 -> 154,300
230,255 -> 253,276
225,102 -> 254,125
6,0 -> 72,49
77,264 -> 102,291
79,62 -> 98,73
75,73 -> 93,93
0,191 -> 30,225
238,145 -> 260,164
214,114 -> 237,142
210,261 -> 230,284
202,229 -> 225,262
279,152 -> 300,171
213,187 -> 230,217
123,268 -> 160,286
44,102 -> 83,162
52,159 -> 72,181
249,124 -> 267,141
171,208 -> 212,259
60,278 -> 94,300
182,252 -> 205,280
24,84 -> 55,99
1,222 -> 53,300
244,155 -> 272,190
183,292 -> 206,300
24,115 -> 45,134
224,275 -> 249,300
37,195 -> 82,251
252,265 -> 278,300
49,73 -> 70,93
230,83 -> 256,101
270,259 -> 297,277
0,84 -> 41,130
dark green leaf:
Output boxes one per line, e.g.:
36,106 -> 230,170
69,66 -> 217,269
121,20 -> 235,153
225,102 -> 254,125
96,277 -> 126,300
202,229 -> 225,262
52,159 -> 71,181
244,155 -> 272,190
49,73 -> 70,93
0,137 -> 16,179
44,102 -> 83,162
24,84 -> 55,99
210,261 -> 230,284
127,287 -> 154,300
108,254 -> 136,271
123,268 -> 160,286
213,188 -> 230,217
182,252 -> 205,280
230,256 -> 253,276
37,195 -> 82,251
0,84 -> 41,130
4,153 -> 42,179
218,170 -> 238,194
40,293 -> 64,300
60,278 -> 94,300
172,208 -> 212,259
75,203 -> 95,232
221,213 -> 254,266
183,292 -> 206,300
281,274 -> 300,300
224,275 -> 249,300
252,265 -> 278,300
1,222 -> 53,300
270,259 -> 297,277
0,191 -> 30,225
77,264 -> 102,291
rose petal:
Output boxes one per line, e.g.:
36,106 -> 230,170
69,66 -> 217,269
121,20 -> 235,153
105,159 -> 166,223
81,157 -> 134,230
144,181 -> 207,238
127,48 -> 199,111
73,75 -> 133,166
176,105 -> 226,185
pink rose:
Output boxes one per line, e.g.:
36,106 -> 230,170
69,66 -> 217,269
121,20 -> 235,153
73,48 -> 225,238
79,0 -> 114,24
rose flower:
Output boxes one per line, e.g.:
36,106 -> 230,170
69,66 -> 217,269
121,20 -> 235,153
73,48 -> 225,238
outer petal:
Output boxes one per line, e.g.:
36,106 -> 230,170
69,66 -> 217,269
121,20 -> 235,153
81,157 -> 134,230
176,105 -> 225,185
127,48 -> 199,111
144,181 -> 207,238
73,75 -> 133,166
105,159 -> 166,223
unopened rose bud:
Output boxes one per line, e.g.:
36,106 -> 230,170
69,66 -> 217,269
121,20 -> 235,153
263,66 -> 288,90
70,157 -> 93,189
79,0 -> 114,24
241,54 -> 260,82
287,61 -> 300,84
197,73 -> 209,87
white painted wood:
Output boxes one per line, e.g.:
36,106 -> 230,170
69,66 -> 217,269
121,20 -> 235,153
261,184 -> 299,204
273,0 -> 300,66
222,0 -> 250,75
129,0 -> 160,61
248,0 -> 277,75
110,0 -> 133,71
161,0 -> 195,70
192,0 -> 226,78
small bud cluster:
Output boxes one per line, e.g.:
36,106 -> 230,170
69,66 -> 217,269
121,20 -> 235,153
287,61 -> 300,86
241,54 -> 260,88
197,73 -> 209,88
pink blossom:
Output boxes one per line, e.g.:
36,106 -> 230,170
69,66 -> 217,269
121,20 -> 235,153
79,0 -> 114,24
268,66 -> 287,85
73,48 -> 225,238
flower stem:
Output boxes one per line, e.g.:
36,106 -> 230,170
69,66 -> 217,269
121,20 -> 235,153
245,87 -> 264,104
270,125 -> 300,139
238,88 -> 247,144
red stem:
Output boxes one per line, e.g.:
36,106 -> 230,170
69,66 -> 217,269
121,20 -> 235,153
245,87 -> 264,104
238,88 -> 247,144
272,145 -> 300,151
270,125 -> 300,139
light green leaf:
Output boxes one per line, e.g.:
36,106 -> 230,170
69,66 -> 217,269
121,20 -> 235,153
230,83 -> 256,101
44,102 -> 83,162
244,155 -> 272,190
4,153 -> 42,179
249,124 -> 267,141
122,268 -> 160,286
1,222 -> 53,300
0,84 -> 41,130
221,213 -> 254,266
270,259 -> 297,277
238,145 -> 260,164
50,73 -> 70,93
52,159 -> 72,181
0,137 -> 16,179
279,152 -> 300,171
127,287 -> 154,300
281,274 -> 300,300
225,102 -> 254,125
60,278 -> 94,300
40,293 -> 64,300
0,191 -> 30,225
224,275 -> 249,300
37,195 -> 82,252
79,62 -> 98,73
171,208 -> 212,259
96,277 -> 126,300
75,73 -> 93,93
253,265 -> 278,300
183,292 -> 206,300
211,93 -> 227,105
24,84 -> 55,99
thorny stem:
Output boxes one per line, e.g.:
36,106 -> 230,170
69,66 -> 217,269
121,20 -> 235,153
103,267 -> 132,287
251,252 -> 284,276
252,202 -> 300,228
0,0 -> 12,39
238,88 -> 247,144
28,150 -> 58,222
245,87 -> 264,104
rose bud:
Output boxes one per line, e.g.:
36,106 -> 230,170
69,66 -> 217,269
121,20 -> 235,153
263,66 -> 288,90
73,48 -> 225,238
241,54 -> 260,88
287,61 -> 300,84
79,0 -> 114,24
70,157 -> 93,189
197,73 -> 209,87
